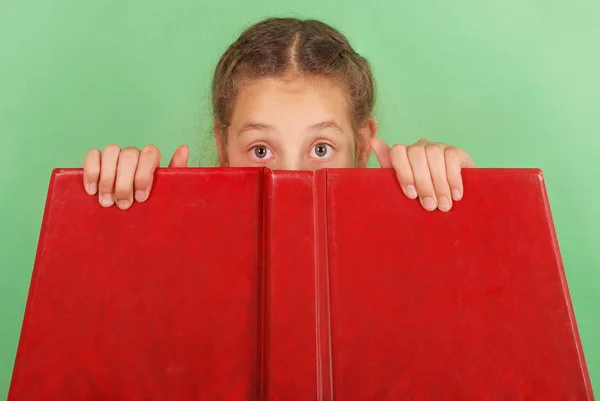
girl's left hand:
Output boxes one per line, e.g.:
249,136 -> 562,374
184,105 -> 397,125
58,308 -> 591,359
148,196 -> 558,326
370,137 -> 475,212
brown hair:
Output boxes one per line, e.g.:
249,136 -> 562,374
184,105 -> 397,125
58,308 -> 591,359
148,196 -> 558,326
211,17 -> 375,140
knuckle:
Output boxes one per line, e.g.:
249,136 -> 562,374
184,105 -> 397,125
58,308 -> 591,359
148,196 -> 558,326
86,165 -> 101,178
141,144 -> 159,155
98,171 -> 114,186
425,141 -> 444,150
103,144 -> 121,154
419,188 -> 436,199
113,182 -> 132,200
407,144 -> 425,159
134,172 -> 152,187
123,145 -> 140,151
389,144 -> 407,159
86,148 -> 101,157
390,143 -> 407,152
444,146 -> 460,159
120,147 -> 140,160
98,182 -> 114,194
425,143 -> 445,158
141,145 -> 161,163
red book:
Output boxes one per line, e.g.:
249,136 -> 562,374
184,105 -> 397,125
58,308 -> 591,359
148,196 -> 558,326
9,168 -> 593,400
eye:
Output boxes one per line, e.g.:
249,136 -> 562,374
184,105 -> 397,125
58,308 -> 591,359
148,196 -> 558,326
250,145 -> 273,160
311,143 -> 333,159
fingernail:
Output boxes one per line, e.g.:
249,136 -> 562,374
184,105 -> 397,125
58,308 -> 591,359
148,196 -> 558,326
438,196 -> 451,212
117,200 -> 130,210
406,185 -> 418,199
422,197 -> 436,211
135,190 -> 146,202
452,188 -> 462,201
100,194 -> 114,207
88,182 -> 97,195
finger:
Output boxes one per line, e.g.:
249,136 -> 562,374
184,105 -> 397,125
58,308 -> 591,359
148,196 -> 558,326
389,144 -> 417,199
168,145 -> 189,168
134,145 -> 161,202
114,147 -> 140,210
407,144 -> 437,211
369,137 -> 392,168
98,144 -> 121,207
83,149 -> 101,195
425,143 -> 452,212
445,146 -> 475,201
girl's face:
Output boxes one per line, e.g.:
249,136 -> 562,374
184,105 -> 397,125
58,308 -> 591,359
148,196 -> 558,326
217,76 -> 375,170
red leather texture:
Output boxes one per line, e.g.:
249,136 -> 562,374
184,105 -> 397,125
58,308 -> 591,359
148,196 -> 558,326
325,169 -> 592,400
9,167 -> 593,400
10,168 -> 264,400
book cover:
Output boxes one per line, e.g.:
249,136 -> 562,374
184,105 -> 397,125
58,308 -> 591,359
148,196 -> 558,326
9,167 -> 593,400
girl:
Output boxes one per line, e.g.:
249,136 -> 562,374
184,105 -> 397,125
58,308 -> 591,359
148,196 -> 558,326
82,17 -> 475,212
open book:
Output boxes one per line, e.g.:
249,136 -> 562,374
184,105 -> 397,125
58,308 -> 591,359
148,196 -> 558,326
9,168 -> 593,400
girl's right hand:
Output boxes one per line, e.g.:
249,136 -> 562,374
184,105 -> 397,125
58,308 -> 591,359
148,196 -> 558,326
83,144 -> 189,210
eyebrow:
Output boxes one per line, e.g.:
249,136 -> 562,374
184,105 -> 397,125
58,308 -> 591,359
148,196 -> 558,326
238,120 -> 343,136
309,120 -> 343,133
238,122 -> 273,135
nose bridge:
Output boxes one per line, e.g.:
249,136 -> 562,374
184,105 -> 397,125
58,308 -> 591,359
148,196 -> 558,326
272,149 -> 308,171
274,158 -> 305,171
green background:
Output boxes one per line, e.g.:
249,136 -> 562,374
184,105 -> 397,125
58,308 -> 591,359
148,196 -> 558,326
1,0 -> 598,397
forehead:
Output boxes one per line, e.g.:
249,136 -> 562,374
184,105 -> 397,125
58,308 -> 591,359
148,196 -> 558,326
230,75 -> 351,129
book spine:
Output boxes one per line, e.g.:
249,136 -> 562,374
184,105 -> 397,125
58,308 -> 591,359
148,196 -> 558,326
313,170 -> 334,401
260,169 -> 333,400
257,168 -> 272,401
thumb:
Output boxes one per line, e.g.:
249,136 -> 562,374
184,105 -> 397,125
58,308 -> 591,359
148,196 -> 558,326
169,145 -> 189,167
370,136 -> 393,168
